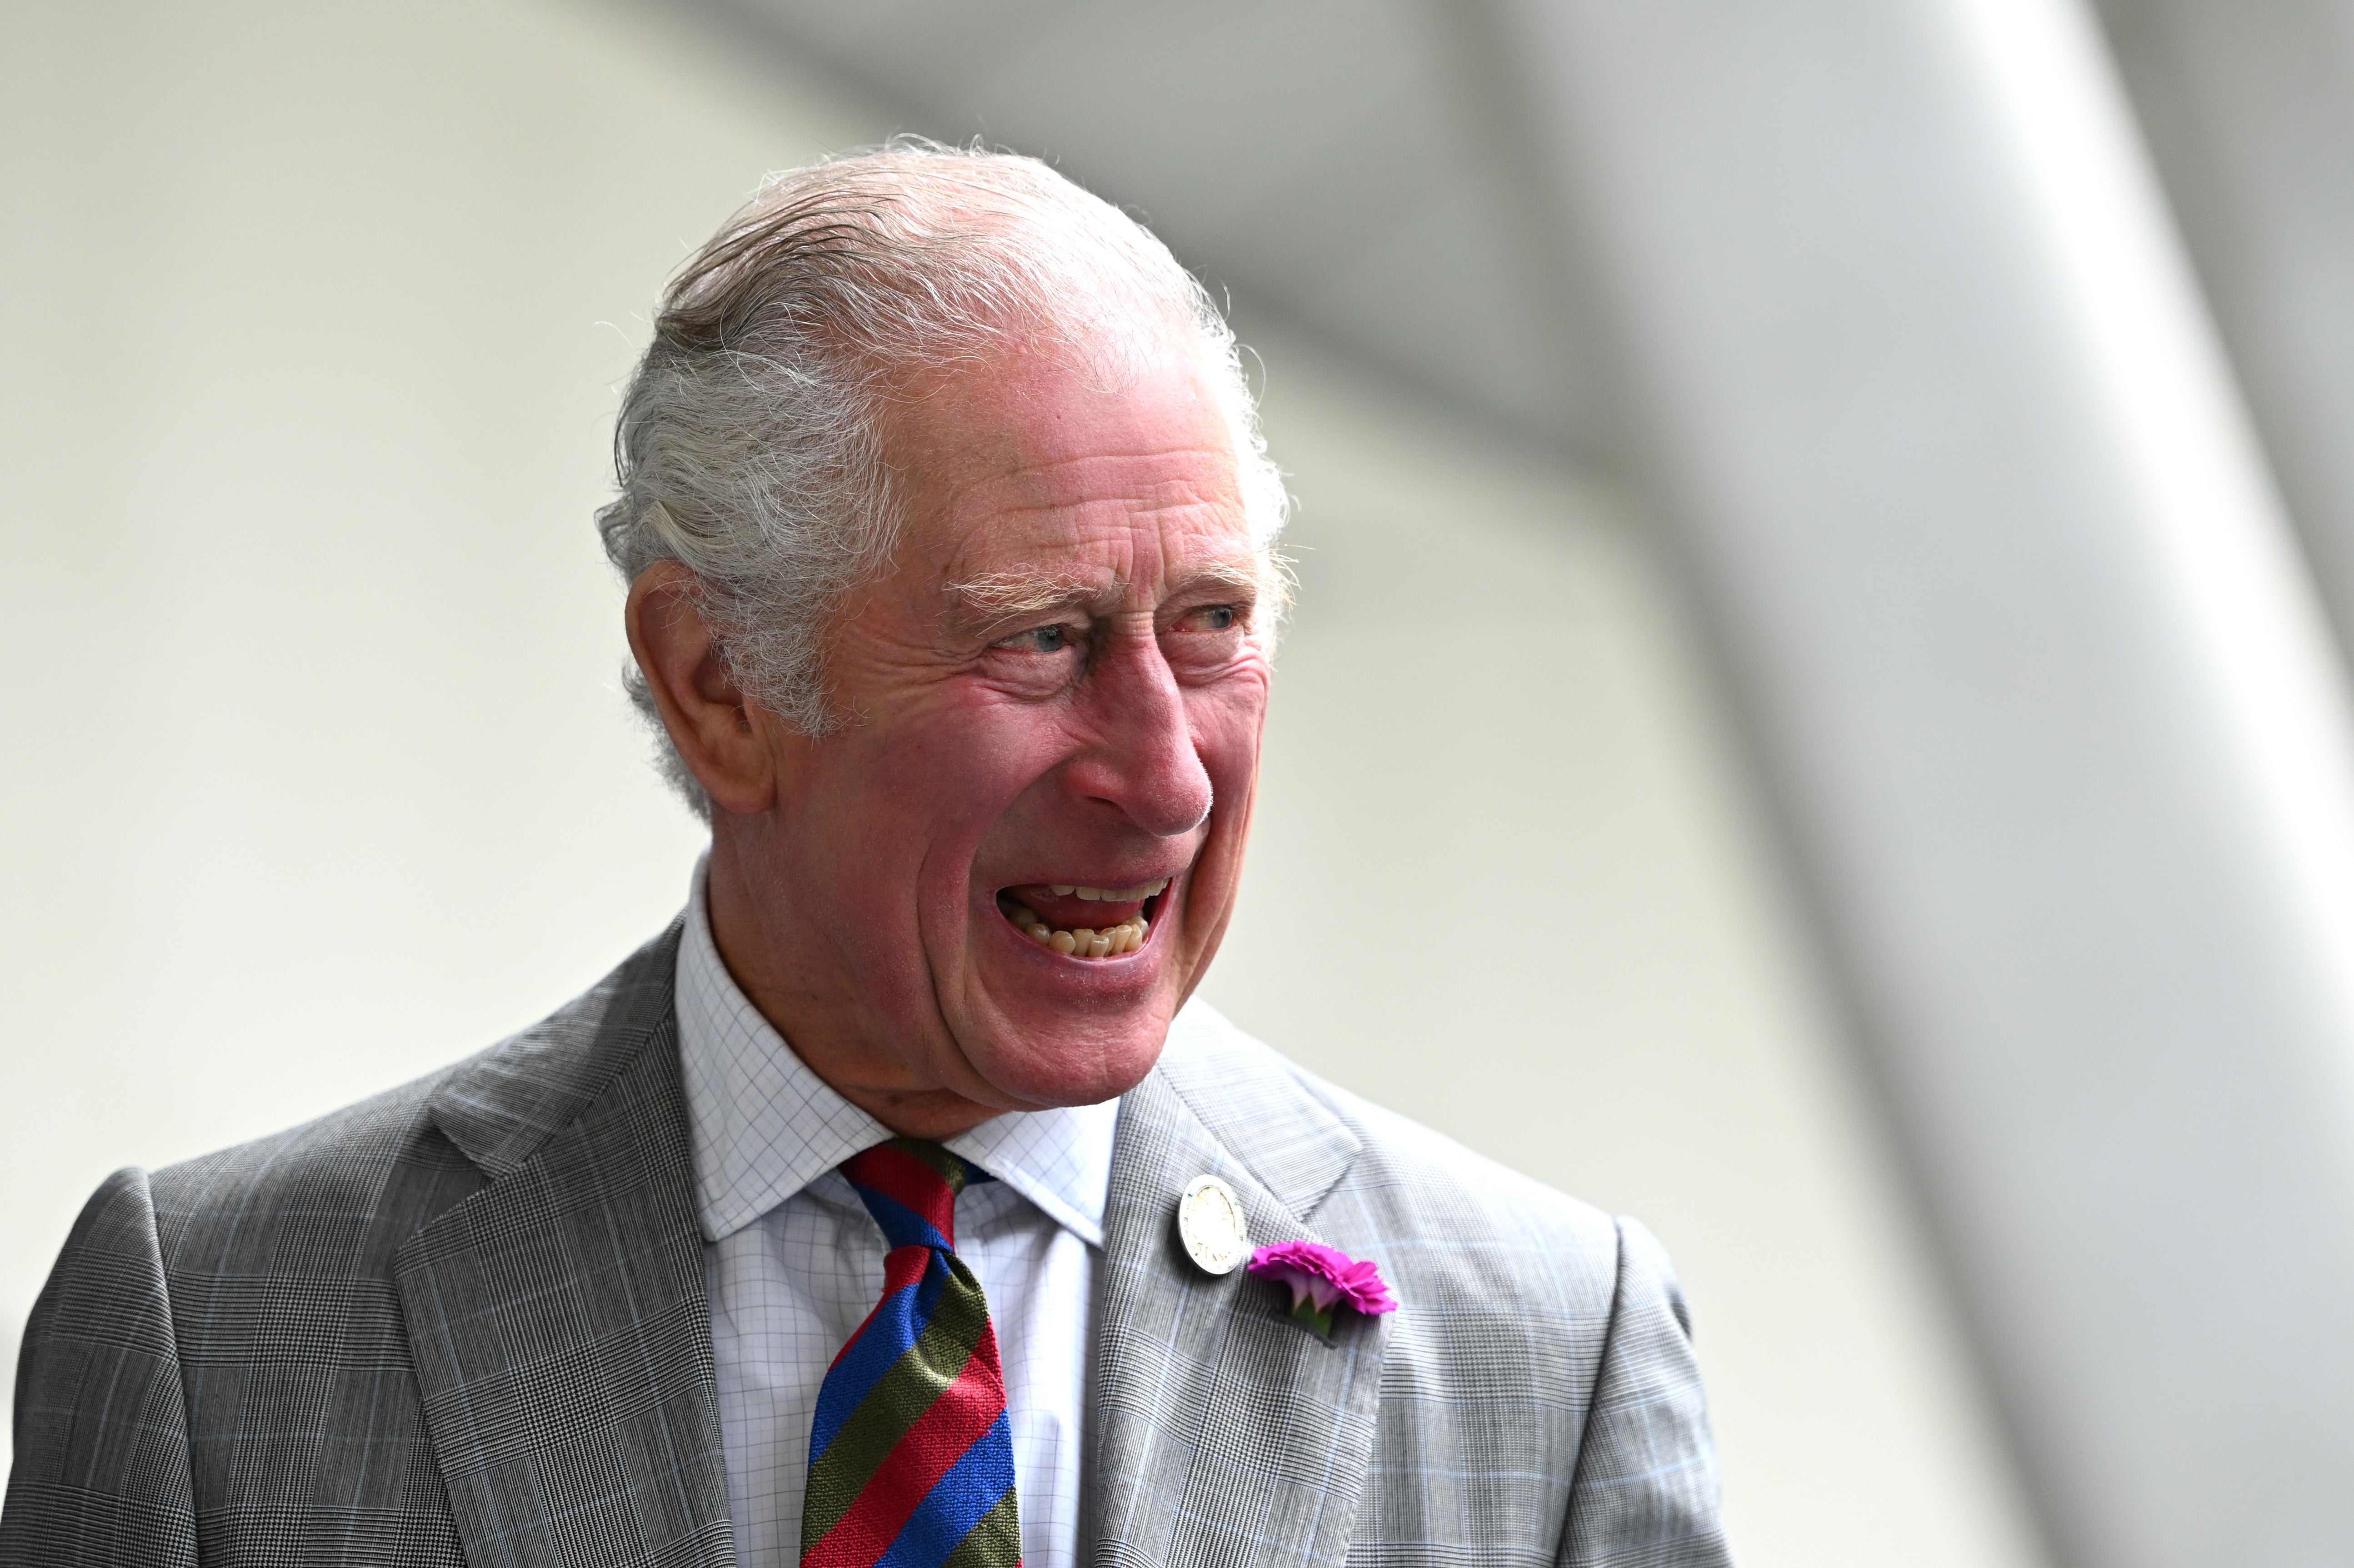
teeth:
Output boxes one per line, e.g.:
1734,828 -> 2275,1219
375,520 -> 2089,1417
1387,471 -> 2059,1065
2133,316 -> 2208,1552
999,875 -> 1175,961
1000,897 -> 1155,961
1060,877 -> 1171,904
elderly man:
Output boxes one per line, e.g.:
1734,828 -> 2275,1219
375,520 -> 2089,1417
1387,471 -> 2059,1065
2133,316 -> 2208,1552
3,145 -> 1729,1568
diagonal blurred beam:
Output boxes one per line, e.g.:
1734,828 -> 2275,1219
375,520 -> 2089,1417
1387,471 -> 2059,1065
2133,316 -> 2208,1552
2091,0 -> 2354,671
1413,0 -> 1629,467
1490,0 -> 2354,1563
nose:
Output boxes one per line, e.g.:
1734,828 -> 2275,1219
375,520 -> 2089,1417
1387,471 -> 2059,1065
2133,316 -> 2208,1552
1065,635 -> 1214,839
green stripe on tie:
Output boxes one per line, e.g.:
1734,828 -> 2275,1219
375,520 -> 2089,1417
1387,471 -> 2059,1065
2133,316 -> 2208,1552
939,1487 -> 1021,1568
800,1253 -> 990,1544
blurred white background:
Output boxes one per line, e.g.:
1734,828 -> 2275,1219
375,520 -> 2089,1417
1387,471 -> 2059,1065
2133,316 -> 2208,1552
0,2 -> 2030,1562
15,3 -> 2354,1566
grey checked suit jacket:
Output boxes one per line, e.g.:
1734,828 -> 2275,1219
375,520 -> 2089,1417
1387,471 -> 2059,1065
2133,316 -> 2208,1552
4,924 -> 1730,1568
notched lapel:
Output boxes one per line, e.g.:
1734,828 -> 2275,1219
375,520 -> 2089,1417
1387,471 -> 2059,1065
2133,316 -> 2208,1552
1090,1008 -> 1390,1568
396,995 -> 734,1568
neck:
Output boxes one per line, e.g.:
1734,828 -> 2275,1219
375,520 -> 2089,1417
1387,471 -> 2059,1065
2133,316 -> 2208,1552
702,826 -> 1006,1140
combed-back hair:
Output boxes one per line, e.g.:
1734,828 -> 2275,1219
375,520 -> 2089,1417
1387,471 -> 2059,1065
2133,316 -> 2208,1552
596,138 -> 1289,819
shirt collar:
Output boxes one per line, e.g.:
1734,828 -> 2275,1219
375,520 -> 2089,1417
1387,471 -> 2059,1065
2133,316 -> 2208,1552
674,855 -> 1118,1247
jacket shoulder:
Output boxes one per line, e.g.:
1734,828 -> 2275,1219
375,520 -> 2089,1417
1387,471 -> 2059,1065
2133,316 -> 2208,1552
143,1061 -> 480,1278
142,919 -> 684,1276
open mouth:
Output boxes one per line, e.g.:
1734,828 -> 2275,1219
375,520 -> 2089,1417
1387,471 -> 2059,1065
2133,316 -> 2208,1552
995,877 -> 1173,959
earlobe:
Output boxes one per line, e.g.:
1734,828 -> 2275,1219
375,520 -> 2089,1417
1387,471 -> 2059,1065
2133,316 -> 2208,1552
625,562 -> 777,816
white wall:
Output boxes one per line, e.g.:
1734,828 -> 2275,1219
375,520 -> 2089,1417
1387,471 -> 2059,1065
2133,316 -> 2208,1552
0,3 -> 2037,1563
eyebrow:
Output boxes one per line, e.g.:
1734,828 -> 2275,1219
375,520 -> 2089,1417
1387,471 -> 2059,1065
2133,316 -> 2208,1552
942,554 -> 1270,639
943,568 -> 1126,638
937,553 -> 1280,645
1182,557 -> 1269,597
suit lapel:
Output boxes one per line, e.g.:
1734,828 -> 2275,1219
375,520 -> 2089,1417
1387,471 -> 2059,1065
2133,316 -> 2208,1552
395,925 -> 735,1568
1090,1004 -> 1391,1568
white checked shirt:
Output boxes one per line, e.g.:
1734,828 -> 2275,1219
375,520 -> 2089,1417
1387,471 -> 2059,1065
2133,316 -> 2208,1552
674,861 -> 1119,1568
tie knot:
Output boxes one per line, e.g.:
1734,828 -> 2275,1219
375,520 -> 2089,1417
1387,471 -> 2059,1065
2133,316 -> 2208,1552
840,1138 -> 974,1253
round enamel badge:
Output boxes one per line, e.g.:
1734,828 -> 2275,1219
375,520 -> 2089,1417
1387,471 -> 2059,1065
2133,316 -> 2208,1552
1176,1174 -> 1249,1275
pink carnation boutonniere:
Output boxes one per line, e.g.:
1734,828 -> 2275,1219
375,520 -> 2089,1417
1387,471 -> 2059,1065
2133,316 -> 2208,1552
1245,1240 -> 1399,1339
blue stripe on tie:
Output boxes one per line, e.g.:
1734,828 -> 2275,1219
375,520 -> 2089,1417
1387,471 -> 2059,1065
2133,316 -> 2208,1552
808,1252 -> 959,1461
873,1410 -> 1018,1568
809,1279 -> 915,1460
849,1185 -> 955,1253
912,1247 -> 951,1324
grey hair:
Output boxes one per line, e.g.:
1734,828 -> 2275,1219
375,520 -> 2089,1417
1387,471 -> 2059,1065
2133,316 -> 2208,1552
596,138 -> 1289,819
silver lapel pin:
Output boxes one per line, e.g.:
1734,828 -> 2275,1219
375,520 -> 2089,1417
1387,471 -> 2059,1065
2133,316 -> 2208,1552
1176,1174 -> 1249,1275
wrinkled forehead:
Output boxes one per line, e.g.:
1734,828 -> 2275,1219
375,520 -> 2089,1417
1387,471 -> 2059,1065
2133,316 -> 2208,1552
886,343 -> 1253,574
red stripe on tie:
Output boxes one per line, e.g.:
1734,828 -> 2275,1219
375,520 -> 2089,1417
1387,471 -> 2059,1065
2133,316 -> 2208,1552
881,1245 -> 931,1296
845,1146 -> 961,1241
802,1325 -> 1012,1568
965,1313 -> 1006,1386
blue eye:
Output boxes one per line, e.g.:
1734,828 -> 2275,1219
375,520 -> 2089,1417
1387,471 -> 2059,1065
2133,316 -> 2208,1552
1000,624 -> 1071,654
1202,605 -> 1236,630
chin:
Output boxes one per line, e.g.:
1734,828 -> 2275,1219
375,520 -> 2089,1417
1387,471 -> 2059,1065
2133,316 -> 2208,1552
967,1015 -> 1171,1110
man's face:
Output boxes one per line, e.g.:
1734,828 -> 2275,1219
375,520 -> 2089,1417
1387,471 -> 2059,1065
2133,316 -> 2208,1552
733,341 -> 1272,1122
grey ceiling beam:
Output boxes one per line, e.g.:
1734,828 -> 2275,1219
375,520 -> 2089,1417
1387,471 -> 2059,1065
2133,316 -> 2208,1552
1489,0 -> 2354,1563
2089,0 -> 2354,675
686,0 -> 1628,462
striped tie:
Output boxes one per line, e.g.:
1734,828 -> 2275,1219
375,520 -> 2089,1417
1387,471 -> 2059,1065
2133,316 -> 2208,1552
803,1138 -> 1022,1568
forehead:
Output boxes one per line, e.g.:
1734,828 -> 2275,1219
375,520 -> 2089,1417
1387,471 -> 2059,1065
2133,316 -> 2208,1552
885,345 -> 1254,586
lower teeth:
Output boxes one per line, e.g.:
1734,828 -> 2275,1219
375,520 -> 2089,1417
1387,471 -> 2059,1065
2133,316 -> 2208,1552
1005,903 -> 1149,959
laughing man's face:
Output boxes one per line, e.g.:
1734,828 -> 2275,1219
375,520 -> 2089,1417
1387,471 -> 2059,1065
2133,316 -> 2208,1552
742,340 -> 1273,1125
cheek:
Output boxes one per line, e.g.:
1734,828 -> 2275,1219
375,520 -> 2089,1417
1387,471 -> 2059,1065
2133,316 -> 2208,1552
1189,667 -> 1271,790
794,702 -> 1076,913
875,703 -> 1096,923
1179,684 -> 1269,919
889,698 -> 1080,828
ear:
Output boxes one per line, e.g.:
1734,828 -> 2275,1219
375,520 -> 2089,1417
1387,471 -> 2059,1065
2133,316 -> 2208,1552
625,562 -> 777,816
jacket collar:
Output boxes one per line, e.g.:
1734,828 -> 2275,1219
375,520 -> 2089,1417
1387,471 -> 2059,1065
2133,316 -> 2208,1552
425,920 -> 685,1180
